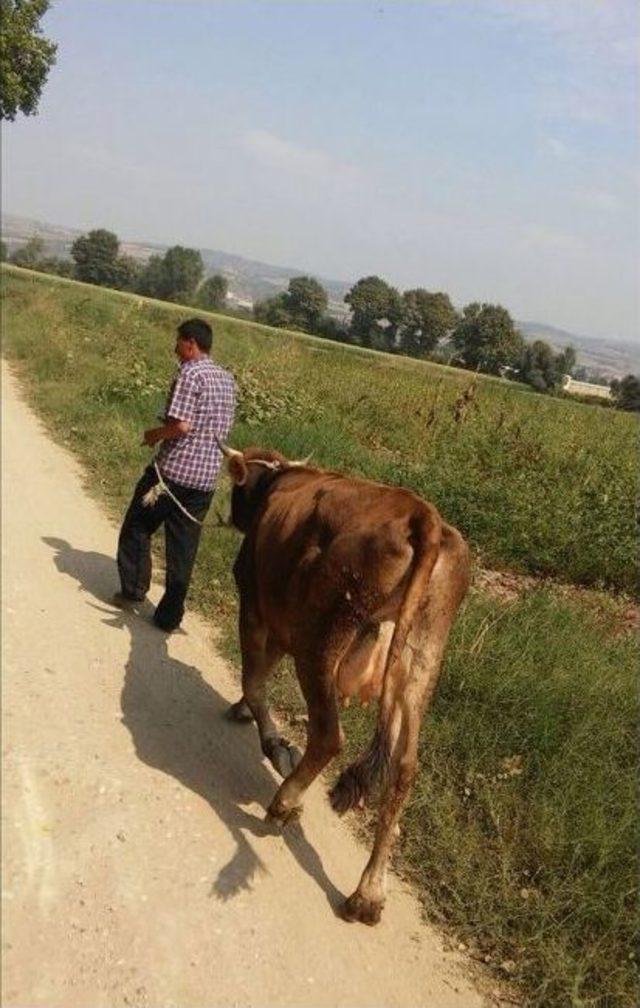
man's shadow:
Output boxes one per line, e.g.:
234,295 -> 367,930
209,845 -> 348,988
43,536 -> 344,911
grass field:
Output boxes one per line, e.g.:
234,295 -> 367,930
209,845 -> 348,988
3,264 -> 637,594
3,265 -> 638,1008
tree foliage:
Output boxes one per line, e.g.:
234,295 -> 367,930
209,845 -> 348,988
10,234 -> 45,268
520,340 -> 560,391
70,230 -> 145,290
286,275 -> 328,331
556,345 -> 576,377
37,256 -> 75,278
399,289 -> 458,357
111,253 -> 142,292
8,233 -> 75,276
253,275 -> 328,333
161,245 -> 204,302
139,245 -> 204,302
520,341 -> 577,392
314,314 -> 350,343
197,273 -> 228,311
71,229 -> 121,286
344,275 -> 402,349
610,374 -> 640,413
451,302 -> 525,374
0,0 -> 57,121
253,295 -> 291,328
137,255 -> 165,299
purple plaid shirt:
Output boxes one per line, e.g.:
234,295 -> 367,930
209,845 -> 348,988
156,357 -> 236,490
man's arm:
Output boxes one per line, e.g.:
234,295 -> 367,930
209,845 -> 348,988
142,417 -> 192,446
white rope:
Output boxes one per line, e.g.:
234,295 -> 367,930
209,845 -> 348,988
141,460 -> 204,525
140,447 -> 304,526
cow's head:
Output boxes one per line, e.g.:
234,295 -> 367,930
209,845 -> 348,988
216,440 -> 311,533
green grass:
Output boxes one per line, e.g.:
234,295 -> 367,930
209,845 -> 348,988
2,265 -> 638,1007
2,264 -> 637,593
403,592 -> 636,1007
269,592 -> 638,1008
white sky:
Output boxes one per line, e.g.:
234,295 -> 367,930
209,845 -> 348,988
3,0 -> 639,341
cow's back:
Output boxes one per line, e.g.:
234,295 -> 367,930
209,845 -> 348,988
249,468 -> 437,649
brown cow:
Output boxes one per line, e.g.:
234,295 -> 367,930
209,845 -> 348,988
220,444 -> 470,925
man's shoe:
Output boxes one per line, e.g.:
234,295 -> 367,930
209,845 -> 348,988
112,591 -> 146,610
152,613 -> 181,633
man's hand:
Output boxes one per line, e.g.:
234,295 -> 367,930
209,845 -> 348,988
142,418 -> 192,447
142,427 -> 164,447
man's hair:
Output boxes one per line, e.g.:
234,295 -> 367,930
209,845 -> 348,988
177,317 -> 213,352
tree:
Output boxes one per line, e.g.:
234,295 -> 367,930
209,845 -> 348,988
520,340 -> 558,391
0,240 -> 7,261
71,229 -> 121,286
0,0 -> 57,121
555,345 -> 576,378
611,374 -> 640,412
520,341 -> 577,392
315,314 -> 351,344
399,289 -> 458,357
138,255 -> 166,299
197,273 -> 228,311
345,275 -> 402,350
138,246 -> 203,302
252,276 -> 329,333
37,255 -> 74,277
286,276 -> 328,331
160,245 -> 203,302
451,302 -> 525,374
10,234 -> 45,268
111,253 -> 142,292
253,293 -> 293,328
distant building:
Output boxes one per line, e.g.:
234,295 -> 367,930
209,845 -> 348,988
227,291 -> 254,310
498,365 -> 519,379
562,376 -> 612,400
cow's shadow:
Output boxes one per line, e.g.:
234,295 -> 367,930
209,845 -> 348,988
42,536 -> 344,912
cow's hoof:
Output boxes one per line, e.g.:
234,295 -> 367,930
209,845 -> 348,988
341,892 -> 383,926
265,801 -> 303,830
225,699 -> 254,723
265,738 -> 303,778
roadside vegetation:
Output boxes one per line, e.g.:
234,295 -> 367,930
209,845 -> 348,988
6,229 -> 639,410
3,265 -> 637,593
2,265 -> 638,1008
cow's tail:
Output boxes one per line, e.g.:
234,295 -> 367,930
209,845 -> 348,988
329,504 -> 442,814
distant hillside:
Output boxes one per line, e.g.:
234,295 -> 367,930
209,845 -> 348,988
2,213 -> 637,378
1,213 -> 350,315
517,322 -> 640,380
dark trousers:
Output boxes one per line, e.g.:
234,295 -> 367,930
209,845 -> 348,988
117,465 -> 212,630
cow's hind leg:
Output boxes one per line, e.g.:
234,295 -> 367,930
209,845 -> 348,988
343,532 -> 469,925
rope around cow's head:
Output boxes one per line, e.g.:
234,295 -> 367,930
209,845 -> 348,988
213,435 -> 312,471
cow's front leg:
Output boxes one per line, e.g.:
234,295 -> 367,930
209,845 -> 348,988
233,602 -> 298,774
266,657 -> 344,828
226,697 -> 254,722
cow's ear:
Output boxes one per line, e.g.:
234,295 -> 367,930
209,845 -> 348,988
228,455 -> 248,486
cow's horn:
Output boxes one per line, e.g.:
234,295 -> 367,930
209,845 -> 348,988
288,453 -> 313,468
214,434 -> 243,459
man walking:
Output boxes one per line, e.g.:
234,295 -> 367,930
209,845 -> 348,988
114,317 -> 235,632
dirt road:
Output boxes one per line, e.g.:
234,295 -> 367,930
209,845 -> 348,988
1,363 -> 483,1008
